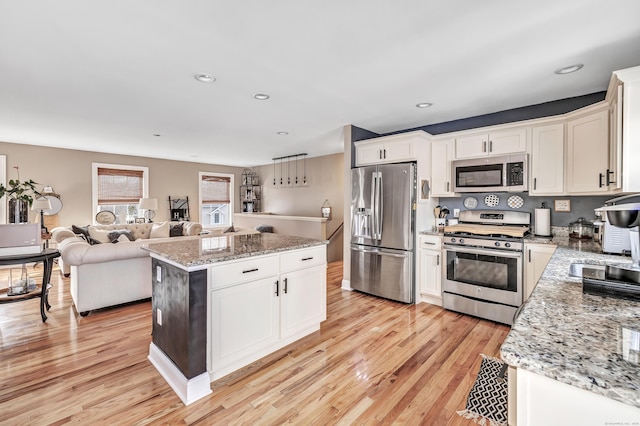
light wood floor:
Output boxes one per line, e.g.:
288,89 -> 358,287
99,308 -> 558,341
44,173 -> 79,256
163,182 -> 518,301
0,261 -> 509,425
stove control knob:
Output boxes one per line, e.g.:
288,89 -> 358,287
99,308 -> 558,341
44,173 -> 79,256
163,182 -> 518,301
459,238 -> 465,244
505,242 -> 511,248
494,241 -> 501,247
451,238 -> 456,243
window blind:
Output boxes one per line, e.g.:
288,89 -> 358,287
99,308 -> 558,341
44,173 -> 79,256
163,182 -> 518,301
202,175 -> 230,204
97,167 -> 144,204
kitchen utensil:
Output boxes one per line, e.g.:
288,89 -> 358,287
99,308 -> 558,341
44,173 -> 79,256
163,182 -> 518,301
441,207 -> 450,218
434,205 -> 441,219
569,217 -> 594,240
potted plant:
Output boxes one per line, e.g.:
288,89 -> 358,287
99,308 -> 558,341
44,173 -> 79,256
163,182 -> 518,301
0,167 -> 41,223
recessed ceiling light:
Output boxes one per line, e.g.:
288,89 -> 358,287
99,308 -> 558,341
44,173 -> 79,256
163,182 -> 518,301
194,73 -> 215,83
416,102 -> 433,108
254,93 -> 270,100
554,64 -> 584,75
277,131 -> 289,135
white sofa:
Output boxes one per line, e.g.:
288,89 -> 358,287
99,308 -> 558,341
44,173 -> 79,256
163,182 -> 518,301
53,222 -> 259,315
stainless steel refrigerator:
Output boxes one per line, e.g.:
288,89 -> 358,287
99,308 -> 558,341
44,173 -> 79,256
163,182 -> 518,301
350,162 -> 416,303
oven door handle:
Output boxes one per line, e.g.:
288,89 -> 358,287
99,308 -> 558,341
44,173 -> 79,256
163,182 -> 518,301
444,245 -> 523,259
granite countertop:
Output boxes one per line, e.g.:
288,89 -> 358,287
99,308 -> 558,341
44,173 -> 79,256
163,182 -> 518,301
501,246 -> 640,409
143,233 -> 327,269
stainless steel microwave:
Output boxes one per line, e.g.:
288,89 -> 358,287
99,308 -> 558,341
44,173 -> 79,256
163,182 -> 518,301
452,154 -> 528,193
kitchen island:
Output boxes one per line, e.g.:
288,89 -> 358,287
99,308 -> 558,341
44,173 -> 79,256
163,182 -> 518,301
501,245 -> 640,424
143,233 -> 328,405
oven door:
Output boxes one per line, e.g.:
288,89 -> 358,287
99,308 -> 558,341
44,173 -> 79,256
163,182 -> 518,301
443,245 -> 522,307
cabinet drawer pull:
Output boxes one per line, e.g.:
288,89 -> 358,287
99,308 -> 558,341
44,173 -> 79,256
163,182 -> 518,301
275,280 -> 279,296
483,141 -> 487,152
284,277 -> 288,294
436,254 -> 440,266
242,268 -> 259,274
489,140 -> 493,152
599,173 -> 604,188
446,182 -> 450,192
607,169 -> 616,185
301,257 -> 314,261
422,241 -> 436,246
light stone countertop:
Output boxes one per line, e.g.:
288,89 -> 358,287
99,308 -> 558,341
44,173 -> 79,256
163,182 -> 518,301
501,246 -> 640,409
143,233 -> 327,269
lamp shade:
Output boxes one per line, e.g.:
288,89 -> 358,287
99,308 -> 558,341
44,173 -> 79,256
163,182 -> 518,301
31,197 -> 52,211
139,198 -> 158,210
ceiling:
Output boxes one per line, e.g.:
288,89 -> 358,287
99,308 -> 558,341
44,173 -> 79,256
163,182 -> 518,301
1,1 -> 639,168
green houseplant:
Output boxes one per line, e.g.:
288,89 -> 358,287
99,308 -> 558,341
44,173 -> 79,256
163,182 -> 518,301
0,167 -> 41,223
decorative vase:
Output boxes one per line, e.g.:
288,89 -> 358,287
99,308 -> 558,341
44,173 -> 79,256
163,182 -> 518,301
8,199 -> 29,223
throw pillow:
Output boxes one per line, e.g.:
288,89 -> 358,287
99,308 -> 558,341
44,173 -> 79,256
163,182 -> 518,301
88,227 -> 113,244
169,223 -> 184,237
72,224 -> 101,245
150,221 -> 170,238
115,234 -> 131,243
223,225 -> 236,233
108,229 -> 135,243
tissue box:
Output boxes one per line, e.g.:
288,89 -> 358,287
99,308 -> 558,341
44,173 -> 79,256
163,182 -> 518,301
0,224 -> 42,256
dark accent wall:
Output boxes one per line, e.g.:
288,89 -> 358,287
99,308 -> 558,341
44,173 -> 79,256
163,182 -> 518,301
386,92 -> 606,136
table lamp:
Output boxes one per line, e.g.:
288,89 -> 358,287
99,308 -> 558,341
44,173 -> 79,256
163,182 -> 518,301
139,198 -> 158,223
31,197 -> 52,233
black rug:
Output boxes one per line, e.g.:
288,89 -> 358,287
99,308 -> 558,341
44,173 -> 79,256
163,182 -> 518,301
457,354 -> 508,426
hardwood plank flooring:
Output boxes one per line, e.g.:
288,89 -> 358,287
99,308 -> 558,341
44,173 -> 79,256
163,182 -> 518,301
0,261 -> 509,425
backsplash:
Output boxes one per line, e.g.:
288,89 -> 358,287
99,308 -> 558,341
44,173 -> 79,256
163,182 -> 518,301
438,193 -> 612,228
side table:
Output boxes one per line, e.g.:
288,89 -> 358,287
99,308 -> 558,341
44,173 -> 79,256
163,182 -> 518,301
0,248 -> 61,322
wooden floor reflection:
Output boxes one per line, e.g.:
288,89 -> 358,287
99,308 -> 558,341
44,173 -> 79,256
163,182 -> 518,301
0,261 -> 508,425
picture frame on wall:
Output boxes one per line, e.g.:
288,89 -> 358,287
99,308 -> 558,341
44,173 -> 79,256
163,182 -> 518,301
554,199 -> 571,212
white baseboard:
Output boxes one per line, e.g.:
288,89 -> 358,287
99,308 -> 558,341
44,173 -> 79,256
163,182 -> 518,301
341,279 -> 352,291
148,343 -> 212,405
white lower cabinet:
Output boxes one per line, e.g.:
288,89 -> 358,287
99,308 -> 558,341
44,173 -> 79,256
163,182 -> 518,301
523,243 -> 556,301
418,235 -> 442,305
281,265 -> 327,339
210,276 -> 280,372
512,368 -> 640,425
209,246 -> 327,380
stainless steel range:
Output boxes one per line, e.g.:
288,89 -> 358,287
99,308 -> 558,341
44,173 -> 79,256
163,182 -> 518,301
442,210 -> 531,325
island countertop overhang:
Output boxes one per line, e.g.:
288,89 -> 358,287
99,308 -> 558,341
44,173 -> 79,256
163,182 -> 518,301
142,233 -> 328,271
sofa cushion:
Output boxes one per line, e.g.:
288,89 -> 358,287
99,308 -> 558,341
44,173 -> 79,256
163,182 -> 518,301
72,225 -> 101,245
88,227 -> 115,244
114,234 -> 132,243
170,223 -> 184,237
150,221 -> 170,238
108,229 -> 135,243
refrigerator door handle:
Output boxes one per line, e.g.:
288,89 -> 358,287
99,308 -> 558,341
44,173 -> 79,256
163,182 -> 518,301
377,172 -> 383,239
370,171 -> 378,240
376,251 -> 408,259
350,246 -> 379,254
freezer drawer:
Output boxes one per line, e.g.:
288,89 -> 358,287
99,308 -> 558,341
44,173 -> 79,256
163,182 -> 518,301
350,245 -> 414,303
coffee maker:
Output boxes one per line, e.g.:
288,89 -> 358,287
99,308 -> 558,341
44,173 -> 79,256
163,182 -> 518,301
584,194 -> 640,299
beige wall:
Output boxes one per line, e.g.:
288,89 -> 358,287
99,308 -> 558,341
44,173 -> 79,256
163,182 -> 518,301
0,141 -> 244,226
255,152 -> 344,260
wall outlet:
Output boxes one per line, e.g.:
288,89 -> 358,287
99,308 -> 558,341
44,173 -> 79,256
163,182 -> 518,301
156,266 -> 162,282
157,309 -> 162,326
453,209 -> 460,218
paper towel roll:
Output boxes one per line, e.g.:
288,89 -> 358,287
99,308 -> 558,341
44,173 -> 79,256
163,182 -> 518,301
535,208 -> 551,236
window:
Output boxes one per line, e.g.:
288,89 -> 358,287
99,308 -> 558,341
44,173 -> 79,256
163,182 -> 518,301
92,163 -> 148,224
199,172 -> 233,227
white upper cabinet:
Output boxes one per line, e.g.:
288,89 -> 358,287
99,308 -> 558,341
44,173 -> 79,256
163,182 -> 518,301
611,65 -> 640,192
530,123 -> 564,195
431,139 -> 457,197
608,84 -> 622,192
566,109 -> 610,194
455,128 -> 527,159
355,131 -> 427,166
